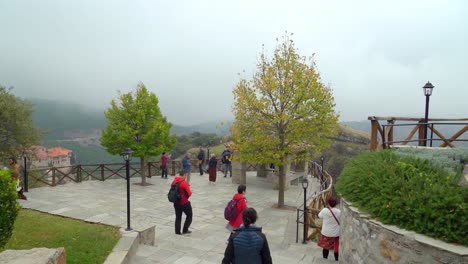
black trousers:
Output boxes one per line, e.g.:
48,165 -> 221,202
161,165 -> 168,178
174,202 -> 193,234
198,161 -> 204,175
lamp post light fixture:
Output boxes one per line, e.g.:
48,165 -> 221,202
422,81 -> 434,147
301,177 -> 309,244
22,151 -> 28,192
121,148 -> 134,231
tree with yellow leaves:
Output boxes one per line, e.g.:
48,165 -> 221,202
232,35 -> 339,207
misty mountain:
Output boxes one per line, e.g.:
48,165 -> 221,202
30,98 -> 230,140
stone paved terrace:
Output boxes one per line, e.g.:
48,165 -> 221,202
19,172 -> 332,263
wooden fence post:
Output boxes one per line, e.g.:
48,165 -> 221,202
370,120 -> 379,150
387,119 -> 394,148
418,120 -> 425,146
100,164 -> 105,181
77,165 -> 81,182
148,162 -> 152,178
52,168 -> 56,186
171,160 -> 176,176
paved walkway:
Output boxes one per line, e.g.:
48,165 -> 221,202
19,172 -> 332,263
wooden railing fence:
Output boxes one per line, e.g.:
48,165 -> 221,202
369,116 -> 468,150
26,159 -> 268,188
296,161 -> 334,243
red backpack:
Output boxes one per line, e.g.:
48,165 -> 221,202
224,198 -> 240,221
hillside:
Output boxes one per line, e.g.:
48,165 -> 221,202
31,98 -> 231,140
29,98 -> 372,168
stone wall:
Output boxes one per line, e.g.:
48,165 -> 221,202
0,248 -> 65,264
340,200 -> 468,264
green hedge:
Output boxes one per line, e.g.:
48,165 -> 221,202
0,169 -> 20,249
336,150 -> 467,246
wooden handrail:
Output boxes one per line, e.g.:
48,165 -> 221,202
301,161 -> 334,242
369,117 -> 468,150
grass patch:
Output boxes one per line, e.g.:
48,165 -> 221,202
3,209 -> 120,264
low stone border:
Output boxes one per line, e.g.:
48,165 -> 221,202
0,247 -> 66,264
340,200 -> 468,264
104,225 -> 155,264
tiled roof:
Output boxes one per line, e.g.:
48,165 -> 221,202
30,146 -> 72,158
47,147 -> 72,158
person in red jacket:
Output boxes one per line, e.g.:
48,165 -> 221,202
171,170 -> 193,235
226,184 -> 247,232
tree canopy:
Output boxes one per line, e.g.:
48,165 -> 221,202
0,85 -> 42,160
232,36 -> 339,207
101,82 -> 177,184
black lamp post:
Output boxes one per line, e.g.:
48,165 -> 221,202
22,151 -> 28,192
320,156 -> 324,191
320,156 -> 324,173
121,148 -> 133,231
302,177 -> 309,244
422,81 -> 434,147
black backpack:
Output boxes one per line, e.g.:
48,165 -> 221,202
168,182 -> 181,203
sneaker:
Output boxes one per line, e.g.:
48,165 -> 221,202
182,230 -> 192,234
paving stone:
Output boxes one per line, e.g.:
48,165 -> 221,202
20,172 -> 326,263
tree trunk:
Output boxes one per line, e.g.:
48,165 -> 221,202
257,164 -> 268,177
277,164 -> 285,208
140,157 -> 147,185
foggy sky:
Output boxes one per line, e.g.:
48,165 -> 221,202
1,0 -> 467,126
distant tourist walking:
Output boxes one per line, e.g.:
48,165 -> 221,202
318,197 -> 341,261
226,184 -> 247,231
182,153 -> 192,183
221,148 -> 232,178
160,152 -> 171,179
8,157 -> 27,200
197,147 -> 205,176
171,170 -> 193,235
208,153 -> 217,185
222,208 -> 272,264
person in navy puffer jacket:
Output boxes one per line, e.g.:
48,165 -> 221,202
222,208 -> 272,264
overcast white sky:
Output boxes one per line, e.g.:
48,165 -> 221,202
1,0 -> 467,125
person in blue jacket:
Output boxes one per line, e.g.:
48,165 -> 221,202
222,208 -> 272,264
181,153 -> 191,183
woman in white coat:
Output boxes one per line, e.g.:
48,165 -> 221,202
318,197 -> 340,261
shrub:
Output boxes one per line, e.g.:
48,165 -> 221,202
394,147 -> 468,176
0,169 -> 20,248
336,150 -> 467,246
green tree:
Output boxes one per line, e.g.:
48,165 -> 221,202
101,82 -> 177,185
0,85 -> 42,160
232,35 -> 339,207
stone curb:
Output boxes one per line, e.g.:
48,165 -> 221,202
104,225 -> 155,264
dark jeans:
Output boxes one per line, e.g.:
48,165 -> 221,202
223,163 -> 232,177
161,165 -> 168,178
174,202 -> 193,234
198,161 -> 204,175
